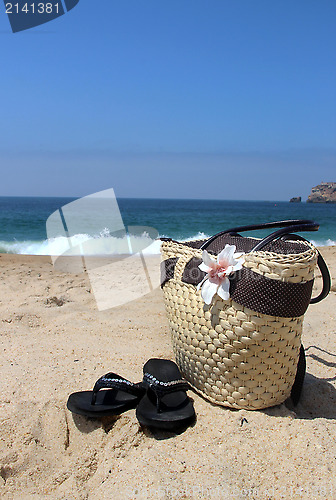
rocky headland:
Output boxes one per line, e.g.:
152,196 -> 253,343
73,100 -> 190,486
307,182 -> 336,203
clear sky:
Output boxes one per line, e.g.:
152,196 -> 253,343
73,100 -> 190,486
0,0 -> 335,200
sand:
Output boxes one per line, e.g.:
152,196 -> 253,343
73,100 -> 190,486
0,248 -> 335,500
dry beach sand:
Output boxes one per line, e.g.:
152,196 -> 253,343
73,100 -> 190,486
0,248 -> 335,499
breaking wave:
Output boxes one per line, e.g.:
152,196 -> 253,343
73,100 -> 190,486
0,232 -> 334,256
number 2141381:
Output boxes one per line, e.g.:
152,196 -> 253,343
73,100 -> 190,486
6,3 -> 61,14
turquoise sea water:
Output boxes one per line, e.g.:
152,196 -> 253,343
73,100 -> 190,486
0,196 -> 335,255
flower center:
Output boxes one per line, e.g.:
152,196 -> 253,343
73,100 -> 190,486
209,265 -> 227,279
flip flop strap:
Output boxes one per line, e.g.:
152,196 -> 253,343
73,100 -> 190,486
91,373 -> 144,405
143,372 -> 190,412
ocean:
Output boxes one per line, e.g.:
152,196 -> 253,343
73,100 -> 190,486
0,196 -> 335,256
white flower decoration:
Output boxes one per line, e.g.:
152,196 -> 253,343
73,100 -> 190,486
197,244 -> 245,305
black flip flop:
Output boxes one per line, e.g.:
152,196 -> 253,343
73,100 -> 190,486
136,359 -> 196,431
67,372 -> 145,418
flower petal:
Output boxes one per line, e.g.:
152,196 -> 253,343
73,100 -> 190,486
199,262 -> 211,272
218,245 -> 236,266
208,275 -> 222,285
217,277 -> 231,301
231,260 -> 244,272
196,275 -> 208,291
202,250 -> 217,269
200,279 -> 218,305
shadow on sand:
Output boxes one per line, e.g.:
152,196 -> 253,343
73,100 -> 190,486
265,345 -> 336,420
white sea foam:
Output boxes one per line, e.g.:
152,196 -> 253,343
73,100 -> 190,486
0,233 -> 161,256
183,232 -> 211,242
310,239 -> 336,247
1,232 -> 334,256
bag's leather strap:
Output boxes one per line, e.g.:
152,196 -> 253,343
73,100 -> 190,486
200,219 -> 319,251
280,234 -> 331,304
290,344 -> 306,406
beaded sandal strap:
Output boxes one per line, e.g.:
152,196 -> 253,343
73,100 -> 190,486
91,373 -> 144,405
143,372 -> 190,412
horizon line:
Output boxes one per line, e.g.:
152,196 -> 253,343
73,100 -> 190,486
0,194 -> 316,203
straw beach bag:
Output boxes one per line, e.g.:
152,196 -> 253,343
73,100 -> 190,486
160,220 -> 330,410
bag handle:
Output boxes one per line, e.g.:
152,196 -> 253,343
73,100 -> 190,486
200,219 -> 330,304
200,219 -> 319,251
279,234 -> 331,304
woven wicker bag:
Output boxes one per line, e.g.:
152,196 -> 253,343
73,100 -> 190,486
161,220 -> 330,410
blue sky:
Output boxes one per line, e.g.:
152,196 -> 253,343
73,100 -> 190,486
0,0 -> 335,200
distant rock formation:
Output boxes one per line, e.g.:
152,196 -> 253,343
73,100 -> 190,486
307,182 -> 336,203
290,197 -> 301,203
